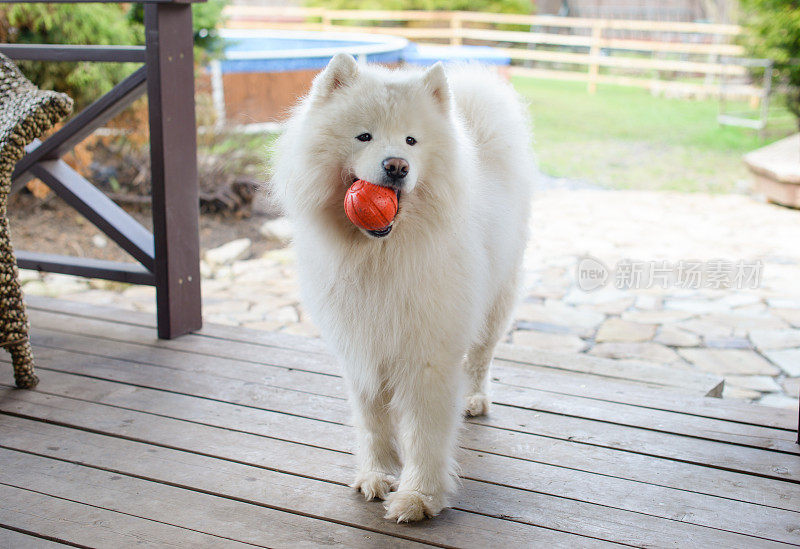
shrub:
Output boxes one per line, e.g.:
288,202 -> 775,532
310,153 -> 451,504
0,4 -> 144,109
127,0 -> 228,62
739,0 -> 800,132
0,2 -> 228,109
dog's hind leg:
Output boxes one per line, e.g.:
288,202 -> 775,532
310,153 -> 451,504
464,273 -> 519,417
350,382 -> 401,501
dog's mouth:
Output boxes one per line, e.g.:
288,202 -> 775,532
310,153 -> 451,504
368,225 -> 393,238
351,177 -> 401,239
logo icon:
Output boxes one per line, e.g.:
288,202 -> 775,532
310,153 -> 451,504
576,255 -> 609,291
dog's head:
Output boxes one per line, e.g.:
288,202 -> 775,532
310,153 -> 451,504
272,54 -> 461,241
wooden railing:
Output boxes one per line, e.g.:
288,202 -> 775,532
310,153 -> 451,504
224,6 -> 753,97
1,0 -> 204,339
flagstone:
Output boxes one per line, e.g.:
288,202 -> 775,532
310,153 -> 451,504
749,329 -> 800,351
654,326 -> 700,347
512,330 -> 588,354
590,342 -> 680,364
724,375 -> 781,393
678,349 -> 779,376
596,318 -> 656,343
622,310 -> 694,324
774,308 -> 800,328
758,393 -> 800,409
763,348 -> 800,376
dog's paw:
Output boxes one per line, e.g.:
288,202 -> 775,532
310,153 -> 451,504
464,392 -> 490,417
383,490 -> 443,522
351,471 -> 397,501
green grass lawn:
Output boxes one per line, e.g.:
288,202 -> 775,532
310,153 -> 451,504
512,77 -> 797,192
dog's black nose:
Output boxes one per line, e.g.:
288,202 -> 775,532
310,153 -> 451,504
382,157 -> 409,180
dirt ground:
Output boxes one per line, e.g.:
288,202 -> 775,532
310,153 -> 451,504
7,192 -> 279,262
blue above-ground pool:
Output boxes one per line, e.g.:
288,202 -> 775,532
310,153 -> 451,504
219,29 -> 512,74
213,29 -> 512,125
402,43 -> 512,67
218,29 -> 409,74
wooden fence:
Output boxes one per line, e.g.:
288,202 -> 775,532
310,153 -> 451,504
223,6 -> 755,97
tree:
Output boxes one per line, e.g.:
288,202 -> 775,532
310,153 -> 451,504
739,0 -> 800,133
0,2 -> 228,109
0,4 -> 144,109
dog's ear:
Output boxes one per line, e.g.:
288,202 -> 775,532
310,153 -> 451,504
312,53 -> 359,99
422,62 -> 450,111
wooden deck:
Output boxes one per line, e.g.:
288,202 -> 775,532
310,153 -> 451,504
1,297 -> 798,548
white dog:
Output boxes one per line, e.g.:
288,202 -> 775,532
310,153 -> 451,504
270,54 -> 533,522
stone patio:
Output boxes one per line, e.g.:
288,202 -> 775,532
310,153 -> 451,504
22,188 -> 800,408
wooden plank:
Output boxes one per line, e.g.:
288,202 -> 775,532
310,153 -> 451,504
22,305 -> 790,431
23,299 -> 796,430
488,380 -> 797,453
223,6 -> 327,20
226,21 -> 326,31
594,55 -> 744,75
30,160 -> 156,270
7,367 -> 800,543
508,66 -> 592,83
0,416 -> 608,548
600,18 -> 740,34
10,369 -> 800,520
600,38 -> 744,56
16,252 -> 155,286
493,48 -> 746,77
14,332 -> 776,461
326,26 -> 455,40
489,359 -> 793,432
27,295 -> 330,353
457,12 -> 741,34
496,47 -> 595,65
587,24 -> 602,94
0,484 -> 258,549
507,66 -> 749,98
8,369 -> 800,513
0,449 -> 426,549
24,328 -> 797,455
0,44 -> 147,63
0,527 -> 67,548
18,345 -> 800,484
2,402 -> 794,547
455,11 -> 601,28
30,326 -> 347,398
224,7 -> 742,34
19,298 -> 787,428
471,48 -> 745,79
462,28 -> 595,47
271,22 -> 724,62
326,9 -> 455,22
495,344 -> 723,397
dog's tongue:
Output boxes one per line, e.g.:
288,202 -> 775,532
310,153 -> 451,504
344,180 -> 398,231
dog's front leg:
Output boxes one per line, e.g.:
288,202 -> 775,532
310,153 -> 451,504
384,363 -> 461,522
350,384 -> 400,501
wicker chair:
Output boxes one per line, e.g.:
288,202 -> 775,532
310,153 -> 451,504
0,53 -> 72,388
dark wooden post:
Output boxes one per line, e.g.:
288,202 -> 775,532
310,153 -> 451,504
145,3 -> 203,339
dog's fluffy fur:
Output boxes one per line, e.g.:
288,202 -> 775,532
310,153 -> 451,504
270,54 -> 534,522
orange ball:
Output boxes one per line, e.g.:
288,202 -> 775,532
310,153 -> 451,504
344,180 -> 398,231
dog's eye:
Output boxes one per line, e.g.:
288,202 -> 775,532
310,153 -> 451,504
356,133 -> 372,142
406,136 -> 417,146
